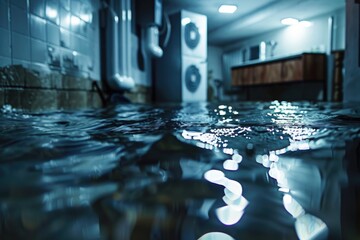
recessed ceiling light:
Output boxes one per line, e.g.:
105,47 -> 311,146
281,18 -> 299,25
299,20 -> 312,27
218,5 -> 237,14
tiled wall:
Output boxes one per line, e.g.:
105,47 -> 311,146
0,0 -> 100,79
0,0 -> 102,111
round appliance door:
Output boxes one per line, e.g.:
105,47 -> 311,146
185,64 -> 201,93
184,22 -> 200,50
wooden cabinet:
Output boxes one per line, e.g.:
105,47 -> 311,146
265,62 -> 282,84
282,59 -> 303,82
231,53 -> 326,86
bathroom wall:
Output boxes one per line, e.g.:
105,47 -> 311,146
0,0 -> 103,111
208,45 -> 224,100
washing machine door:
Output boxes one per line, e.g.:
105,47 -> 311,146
184,22 -> 200,50
181,11 -> 207,59
182,56 -> 207,102
185,64 -> 201,93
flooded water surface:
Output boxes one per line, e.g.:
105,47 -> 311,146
0,102 -> 359,239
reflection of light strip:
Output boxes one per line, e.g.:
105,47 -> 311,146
204,170 -> 243,198
295,214 -> 328,240
224,179 -> 242,198
223,159 -> 238,170
204,169 -> 225,185
283,194 -> 305,218
198,232 -> 235,240
223,195 -> 248,211
216,206 -> 244,225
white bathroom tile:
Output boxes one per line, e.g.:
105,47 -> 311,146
30,14 -> 46,41
79,1 -> 93,24
31,38 -> 47,64
0,28 -> 11,57
61,48 -> 74,70
46,21 -> 60,45
12,32 -> 31,61
71,0 -> 82,17
60,7 -> 70,29
11,0 -> 28,9
45,0 -> 59,25
70,14 -> 83,34
79,21 -> 88,37
29,0 -> 45,18
10,4 -> 29,35
60,27 -> 70,48
47,44 -> 61,67
70,33 -> 89,55
60,0 -> 70,11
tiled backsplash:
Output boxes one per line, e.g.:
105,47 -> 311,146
0,0 -> 100,80
0,0 -> 104,111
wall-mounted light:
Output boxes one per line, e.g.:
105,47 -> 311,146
218,5 -> 237,14
281,18 -> 299,26
281,18 -> 313,27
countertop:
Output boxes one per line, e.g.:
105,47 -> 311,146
232,52 -> 326,69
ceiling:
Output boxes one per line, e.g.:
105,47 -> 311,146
163,0 -> 345,46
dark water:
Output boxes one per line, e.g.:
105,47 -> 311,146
0,101 -> 359,240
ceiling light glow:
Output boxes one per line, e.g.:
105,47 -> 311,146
219,5 -> 237,14
299,20 -> 313,27
281,18 -> 299,26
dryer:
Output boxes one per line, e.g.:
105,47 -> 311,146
155,10 -> 207,102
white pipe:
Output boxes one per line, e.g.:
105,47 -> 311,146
120,0 -> 127,77
327,16 -> 334,101
146,26 -> 163,58
125,0 -> 134,86
105,1 -> 134,91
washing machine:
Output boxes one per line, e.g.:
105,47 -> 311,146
181,10 -> 207,59
155,10 -> 207,102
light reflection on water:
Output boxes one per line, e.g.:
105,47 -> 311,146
0,102 -> 359,239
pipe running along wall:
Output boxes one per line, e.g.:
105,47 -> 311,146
105,0 -> 135,91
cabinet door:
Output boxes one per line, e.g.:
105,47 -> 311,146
253,65 -> 266,85
302,54 -> 326,81
231,68 -> 240,86
240,67 -> 253,85
282,59 -> 303,82
265,62 -> 282,83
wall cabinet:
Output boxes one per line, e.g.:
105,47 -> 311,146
231,53 -> 326,86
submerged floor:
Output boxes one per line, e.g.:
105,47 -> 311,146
0,101 -> 359,239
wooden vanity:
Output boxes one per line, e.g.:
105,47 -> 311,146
230,53 -> 327,101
